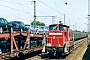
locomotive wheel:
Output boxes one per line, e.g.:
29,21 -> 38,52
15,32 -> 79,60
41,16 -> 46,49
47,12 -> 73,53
56,51 -> 62,58
70,46 -> 74,51
63,44 -> 70,56
48,51 -> 53,58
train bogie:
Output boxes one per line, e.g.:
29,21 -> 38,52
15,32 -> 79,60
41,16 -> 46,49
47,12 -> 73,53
30,39 -> 42,48
0,38 -> 10,54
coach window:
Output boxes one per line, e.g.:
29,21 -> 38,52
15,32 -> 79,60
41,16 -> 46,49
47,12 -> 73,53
60,26 -> 66,31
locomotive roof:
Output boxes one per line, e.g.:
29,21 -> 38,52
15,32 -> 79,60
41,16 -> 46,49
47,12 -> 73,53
49,24 -> 69,28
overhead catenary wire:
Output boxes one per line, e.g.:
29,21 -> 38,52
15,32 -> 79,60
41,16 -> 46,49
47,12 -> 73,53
0,13 -> 28,20
0,0 -> 30,5
63,0 -> 85,18
0,0 -> 86,26
38,0 -> 76,24
0,9 -> 31,19
0,11 -> 29,20
11,0 -> 54,19
0,4 -> 33,15
62,0 -> 87,26
11,0 -> 31,16
52,0 -> 59,13
0,3 -> 31,21
52,0 -> 85,29
38,0 -> 62,14
1,0 -> 49,16
52,0 -> 86,25
0,0 -> 85,20
0,0 -> 65,21
52,0 -> 78,23
0,0 -> 52,25
14,0 -> 49,15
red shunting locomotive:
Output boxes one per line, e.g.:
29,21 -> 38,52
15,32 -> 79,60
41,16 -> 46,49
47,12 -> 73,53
43,22 -> 87,56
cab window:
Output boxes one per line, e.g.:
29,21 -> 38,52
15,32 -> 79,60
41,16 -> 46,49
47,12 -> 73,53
49,25 -> 57,30
60,25 -> 66,31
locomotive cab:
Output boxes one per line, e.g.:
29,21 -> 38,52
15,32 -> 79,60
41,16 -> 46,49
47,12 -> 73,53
48,24 -> 68,46
45,23 -> 74,56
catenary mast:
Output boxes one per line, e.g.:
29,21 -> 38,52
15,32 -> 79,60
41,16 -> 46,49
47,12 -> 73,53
88,0 -> 90,34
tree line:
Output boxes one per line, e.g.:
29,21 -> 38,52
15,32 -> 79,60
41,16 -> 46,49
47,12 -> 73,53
31,21 -> 45,26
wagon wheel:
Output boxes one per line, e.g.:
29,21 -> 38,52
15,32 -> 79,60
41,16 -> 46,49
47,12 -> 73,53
0,48 -> 2,54
0,27 -> 3,33
20,28 -> 23,32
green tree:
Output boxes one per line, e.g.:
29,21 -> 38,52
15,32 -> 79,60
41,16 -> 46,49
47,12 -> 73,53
73,30 -> 81,32
82,30 -> 85,33
31,21 -> 45,26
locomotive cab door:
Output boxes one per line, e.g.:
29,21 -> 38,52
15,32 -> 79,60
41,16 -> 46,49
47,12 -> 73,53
59,25 -> 71,53
59,25 -> 69,43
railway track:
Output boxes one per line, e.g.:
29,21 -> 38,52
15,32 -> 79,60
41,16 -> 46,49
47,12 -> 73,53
65,38 -> 87,60
74,38 -> 86,49
23,38 -> 88,60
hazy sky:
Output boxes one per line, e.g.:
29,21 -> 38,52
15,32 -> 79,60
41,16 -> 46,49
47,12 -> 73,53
0,0 -> 88,31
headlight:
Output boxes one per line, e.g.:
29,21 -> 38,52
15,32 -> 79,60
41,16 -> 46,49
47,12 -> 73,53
47,43 -> 52,46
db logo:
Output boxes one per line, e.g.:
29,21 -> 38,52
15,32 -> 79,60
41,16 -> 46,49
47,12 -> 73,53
53,36 -> 55,39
